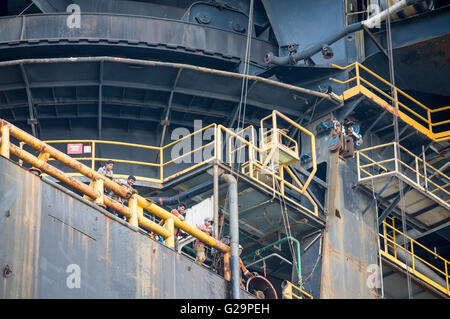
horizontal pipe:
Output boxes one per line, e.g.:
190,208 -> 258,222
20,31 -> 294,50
246,253 -> 293,268
9,141 -> 170,238
0,56 -> 337,103
3,120 -> 132,199
136,196 -> 230,253
265,0 -> 423,65
149,180 -> 214,206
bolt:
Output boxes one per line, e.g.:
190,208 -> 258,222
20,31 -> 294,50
3,265 -> 12,278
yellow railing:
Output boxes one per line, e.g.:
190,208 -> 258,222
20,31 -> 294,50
380,216 -> 450,296
0,119 -> 234,279
356,142 -> 450,208
330,62 -> 450,142
281,280 -> 313,299
19,111 -> 318,218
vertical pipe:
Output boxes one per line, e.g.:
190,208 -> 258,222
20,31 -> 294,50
0,124 -> 10,158
220,174 -> 240,299
213,163 -> 219,238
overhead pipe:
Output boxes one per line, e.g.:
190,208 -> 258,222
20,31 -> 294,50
220,173 -> 240,299
149,180 -> 214,206
0,57 -> 340,104
265,0 -> 425,65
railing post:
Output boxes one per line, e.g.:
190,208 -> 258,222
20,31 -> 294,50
280,165 -> 285,195
249,144 -> 254,178
422,146 -> 428,193
427,109 -> 432,134
165,217 -> 175,249
445,261 -> 449,295
91,141 -> 96,170
128,195 -> 139,227
224,252 -> 231,281
356,151 -> 361,181
415,157 -> 420,187
410,239 -> 415,272
282,282 -> 293,299
160,148 -> 164,183
355,63 -> 360,88
216,126 -> 222,162
93,178 -> 105,207
0,124 -> 10,159
394,142 -> 399,174
383,222 -> 387,253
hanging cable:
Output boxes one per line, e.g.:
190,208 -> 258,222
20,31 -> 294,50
385,6 -> 413,299
233,0 -> 254,176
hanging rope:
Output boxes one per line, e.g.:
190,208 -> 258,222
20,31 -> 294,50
385,7 -> 413,299
233,0 -> 254,175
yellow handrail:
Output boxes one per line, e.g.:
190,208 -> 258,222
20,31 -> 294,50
330,62 -> 450,142
6,111 -> 320,220
380,218 -> 450,296
356,142 -> 450,208
281,280 -> 313,299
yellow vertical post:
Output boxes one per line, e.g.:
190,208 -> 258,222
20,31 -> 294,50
356,151 -> 361,181
37,152 -> 51,162
93,179 -> 105,207
282,282 -> 293,299
216,126 -> 222,162
91,141 -> 96,170
445,261 -> 449,295
160,148 -> 164,182
355,63 -> 360,88
383,222 -> 388,253
128,195 -> 139,227
280,165 -> 285,195
0,124 -> 10,159
165,217 -> 175,248
427,109 -> 432,134
410,239 -> 415,272
223,252 -> 231,281
249,144 -> 254,178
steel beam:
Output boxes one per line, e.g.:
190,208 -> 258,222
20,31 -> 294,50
19,64 -> 37,136
377,185 -> 412,225
98,61 -> 104,139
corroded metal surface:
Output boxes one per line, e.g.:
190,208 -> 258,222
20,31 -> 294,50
0,157 -> 254,298
317,142 -> 379,299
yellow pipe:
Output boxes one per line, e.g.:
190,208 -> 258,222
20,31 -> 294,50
165,217 -> 175,248
128,196 -> 139,227
137,197 -> 230,253
0,124 -> 10,158
5,121 -> 133,199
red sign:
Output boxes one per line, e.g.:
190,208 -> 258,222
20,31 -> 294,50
67,143 -> 83,154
